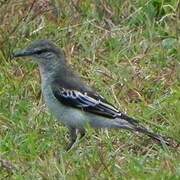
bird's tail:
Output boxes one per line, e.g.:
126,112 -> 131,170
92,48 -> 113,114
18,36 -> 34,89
117,113 -> 179,148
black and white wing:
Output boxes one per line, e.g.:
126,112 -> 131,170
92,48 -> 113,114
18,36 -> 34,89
52,87 -> 123,118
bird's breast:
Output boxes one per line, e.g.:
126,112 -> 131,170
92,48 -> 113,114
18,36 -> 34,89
41,81 -> 87,128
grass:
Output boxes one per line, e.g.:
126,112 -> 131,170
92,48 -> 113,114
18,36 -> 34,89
0,0 -> 180,179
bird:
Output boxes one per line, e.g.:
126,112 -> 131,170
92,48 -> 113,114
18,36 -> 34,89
13,39 -> 173,150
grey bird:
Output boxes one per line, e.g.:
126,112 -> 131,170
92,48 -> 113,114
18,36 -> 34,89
13,39 -> 172,150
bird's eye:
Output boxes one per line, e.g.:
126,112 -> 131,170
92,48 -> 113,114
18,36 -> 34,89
36,51 -> 43,55
35,49 -> 47,55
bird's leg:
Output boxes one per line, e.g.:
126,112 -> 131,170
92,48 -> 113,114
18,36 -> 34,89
79,128 -> 86,139
66,127 -> 77,151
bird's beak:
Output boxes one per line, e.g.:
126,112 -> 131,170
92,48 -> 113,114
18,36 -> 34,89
13,49 -> 33,58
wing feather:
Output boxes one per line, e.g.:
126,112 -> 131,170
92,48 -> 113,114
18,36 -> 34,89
53,88 -> 122,118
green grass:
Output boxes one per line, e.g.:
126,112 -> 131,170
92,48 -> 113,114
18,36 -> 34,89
0,0 -> 180,179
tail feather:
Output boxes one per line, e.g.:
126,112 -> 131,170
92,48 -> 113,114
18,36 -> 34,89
134,126 -> 170,145
119,114 -> 179,148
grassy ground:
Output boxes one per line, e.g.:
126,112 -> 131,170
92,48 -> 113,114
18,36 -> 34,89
0,0 -> 180,179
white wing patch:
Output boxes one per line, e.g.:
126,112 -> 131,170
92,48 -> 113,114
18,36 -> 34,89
60,89 -> 121,118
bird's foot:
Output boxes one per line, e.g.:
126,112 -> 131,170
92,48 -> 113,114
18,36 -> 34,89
65,128 -> 86,151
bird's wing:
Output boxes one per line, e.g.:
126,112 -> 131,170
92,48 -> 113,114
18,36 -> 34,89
52,86 -> 123,119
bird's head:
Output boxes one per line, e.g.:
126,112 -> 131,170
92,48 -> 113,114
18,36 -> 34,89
13,40 -> 65,66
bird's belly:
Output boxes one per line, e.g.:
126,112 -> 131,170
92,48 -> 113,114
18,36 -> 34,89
42,85 -> 87,128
